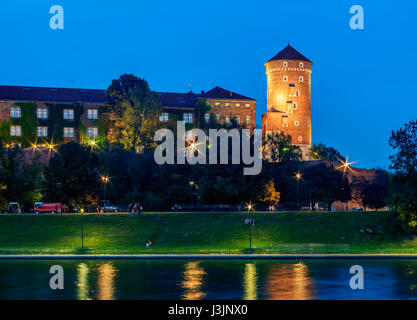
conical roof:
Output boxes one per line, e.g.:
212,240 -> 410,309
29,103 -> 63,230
267,44 -> 312,63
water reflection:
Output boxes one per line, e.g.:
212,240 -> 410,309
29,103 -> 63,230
76,263 -> 90,300
97,262 -> 117,300
265,262 -> 314,300
243,263 -> 258,300
181,261 -> 206,300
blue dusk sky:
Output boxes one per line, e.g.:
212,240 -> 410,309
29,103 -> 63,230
0,0 -> 416,169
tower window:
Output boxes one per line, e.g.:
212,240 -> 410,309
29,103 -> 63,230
298,136 -> 303,142
299,76 -> 304,82
299,62 -> 304,68
293,102 -> 298,110
283,76 -> 288,82
294,121 -> 300,126
283,61 -> 288,67
296,90 -> 300,97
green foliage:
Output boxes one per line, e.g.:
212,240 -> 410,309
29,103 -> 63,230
43,142 -> 100,206
351,169 -> 389,210
257,180 -> 280,206
262,132 -> 302,163
388,120 -> 417,233
308,142 -> 344,162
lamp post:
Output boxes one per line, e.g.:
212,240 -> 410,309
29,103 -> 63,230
101,175 -> 110,200
245,202 -> 255,249
295,172 -> 302,210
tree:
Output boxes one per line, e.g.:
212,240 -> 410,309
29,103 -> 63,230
262,132 -> 302,163
301,163 -> 351,211
43,142 -> 100,206
388,120 -> 417,232
258,180 -> 280,206
308,143 -> 344,162
104,74 -> 161,152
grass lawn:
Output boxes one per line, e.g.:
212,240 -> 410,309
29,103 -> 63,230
0,211 -> 416,254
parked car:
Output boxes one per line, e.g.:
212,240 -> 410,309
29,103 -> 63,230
4,202 -> 23,214
34,203 -> 62,214
100,200 -> 120,213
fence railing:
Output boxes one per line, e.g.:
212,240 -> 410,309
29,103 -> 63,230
0,246 -> 416,256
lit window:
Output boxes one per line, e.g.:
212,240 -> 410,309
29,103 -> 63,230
245,103 -> 250,108
10,107 -> 21,118
37,108 -> 48,119
299,62 -> 304,68
183,113 -> 193,124
215,114 -> 220,123
236,115 -> 240,124
294,121 -> 299,126
37,126 -> 48,137
283,61 -> 288,67
159,112 -> 169,122
299,76 -> 304,82
204,113 -> 210,123
10,125 -> 21,136
298,136 -> 303,142
225,115 -> 230,124
63,109 -> 74,120
235,103 -> 240,108
64,127 -> 74,138
246,115 -> 250,125
215,102 -> 221,107
225,103 -> 231,108
87,127 -> 98,138
88,109 -> 98,120
283,76 -> 288,82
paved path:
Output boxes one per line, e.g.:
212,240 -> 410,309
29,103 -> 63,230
1,254 -> 417,260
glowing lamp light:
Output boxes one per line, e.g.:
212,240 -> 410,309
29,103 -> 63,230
296,172 -> 302,180
101,175 -> 110,183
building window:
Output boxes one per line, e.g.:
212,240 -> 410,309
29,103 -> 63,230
225,103 -> 231,108
283,61 -> 288,67
63,109 -> 74,120
299,62 -> 304,68
235,103 -> 240,108
87,127 -> 98,138
215,102 -> 221,107
88,109 -> 98,120
299,76 -> 304,82
236,115 -> 240,124
206,102 -> 210,107
246,115 -> 250,125
293,102 -> 298,110
10,125 -> 21,136
295,90 -> 300,97
183,113 -> 193,124
10,107 -> 21,118
205,113 -> 210,123
294,121 -> 300,126
64,127 -> 74,138
298,136 -> 303,142
245,103 -> 250,108
283,76 -> 288,82
159,112 -> 169,122
37,126 -> 48,137
215,114 -> 220,123
37,108 -> 48,119
225,115 -> 230,124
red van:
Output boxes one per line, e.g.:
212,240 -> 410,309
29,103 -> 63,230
34,203 -> 62,214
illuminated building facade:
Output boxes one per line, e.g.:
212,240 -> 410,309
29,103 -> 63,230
261,45 -> 312,158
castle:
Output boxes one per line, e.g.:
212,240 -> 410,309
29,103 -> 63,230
0,44 -> 311,153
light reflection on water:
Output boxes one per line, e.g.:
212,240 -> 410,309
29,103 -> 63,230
1,259 -> 417,299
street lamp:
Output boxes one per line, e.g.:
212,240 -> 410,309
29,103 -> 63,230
245,202 -> 255,249
101,175 -> 110,200
295,172 -> 302,210
337,156 -> 356,212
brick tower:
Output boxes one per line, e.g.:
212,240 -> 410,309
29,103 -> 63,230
261,44 -> 312,158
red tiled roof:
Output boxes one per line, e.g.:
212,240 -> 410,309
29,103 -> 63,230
267,44 -> 312,63
0,85 -> 106,103
0,85 -> 256,108
200,86 -> 255,100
